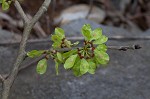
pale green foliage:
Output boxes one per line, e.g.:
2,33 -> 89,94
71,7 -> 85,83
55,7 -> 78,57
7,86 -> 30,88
27,50 -> 45,58
80,59 -> 89,75
88,60 -> 96,74
64,54 -> 78,69
55,60 -> 59,75
27,24 -> 109,76
0,0 -> 11,10
81,24 -> 92,40
56,52 -> 63,63
36,59 -> 47,74
94,49 -> 109,65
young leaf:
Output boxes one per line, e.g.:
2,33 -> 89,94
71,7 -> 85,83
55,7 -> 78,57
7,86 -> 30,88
64,54 -> 78,69
51,34 -> 61,42
57,52 -> 63,63
55,60 -> 59,75
88,60 -> 96,74
27,50 -> 45,58
81,24 -> 92,40
2,2 -> 9,10
63,49 -> 77,59
72,41 -> 79,46
96,44 -> 107,52
73,58 -> 81,77
64,40 -> 72,48
55,27 -> 65,39
93,35 -> 108,44
52,42 -> 61,49
80,59 -> 89,75
91,28 -> 102,40
36,59 -> 47,74
8,0 -> 12,4
94,49 -> 109,65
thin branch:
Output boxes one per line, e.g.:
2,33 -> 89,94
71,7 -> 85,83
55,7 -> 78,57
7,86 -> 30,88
1,44 -> 142,83
19,54 -> 46,72
55,45 -> 142,52
18,44 -> 141,73
1,0 -> 51,99
30,0 -> 51,26
14,0 -> 29,23
107,45 -> 141,51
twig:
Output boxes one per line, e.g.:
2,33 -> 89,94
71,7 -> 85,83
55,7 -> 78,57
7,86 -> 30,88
1,44 -> 142,84
0,44 -> 142,83
55,45 -> 142,52
107,45 -> 141,51
18,44 -> 141,73
1,0 -> 51,99
0,12 -> 22,26
14,0 -> 29,23
27,14 -> 47,38
19,54 -> 46,72
0,12 -> 46,38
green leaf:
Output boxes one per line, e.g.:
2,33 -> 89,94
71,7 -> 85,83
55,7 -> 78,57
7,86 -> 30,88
73,58 -> 81,77
94,49 -> 109,65
55,27 -> 65,39
81,24 -> 92,40
96,44 -> 107,52
72,41 -> 79,46
93,35 -> 108,44
63,49 -> 77,59
36,59 -> 47,74
91,28 -> 102,40
51,34 -> 61,42
64,40 -> 72,48
80,59 -> 89,75
8,1 -> 12,4
2,2 -> 9,10
0,0 -> 2,3
88,60 -> 96,74
55,60 -> 59,75
52,42 -> 61,49
27,50 -> 44,58
64,54 -> 78,69
57,52 -> 63,63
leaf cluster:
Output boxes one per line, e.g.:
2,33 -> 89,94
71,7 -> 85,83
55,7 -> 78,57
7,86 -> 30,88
0,0 -> 11,10
27,24 -> 109,76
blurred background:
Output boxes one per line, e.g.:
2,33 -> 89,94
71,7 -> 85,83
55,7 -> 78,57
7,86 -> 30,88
0,0 -> 149,39
0,0 -> 150,99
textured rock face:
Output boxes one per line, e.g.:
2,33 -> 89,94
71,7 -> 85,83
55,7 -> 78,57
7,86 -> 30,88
0,30 -> 18,43
0,19 -> 150,99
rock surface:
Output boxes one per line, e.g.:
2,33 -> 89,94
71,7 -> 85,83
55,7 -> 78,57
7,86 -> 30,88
0,19 -> 150,99
0,29 -> 20,43
54,4 -> 106,25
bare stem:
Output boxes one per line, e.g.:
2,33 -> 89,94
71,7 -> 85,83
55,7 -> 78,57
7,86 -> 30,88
17,44 -> 141,73
107,45 -> 141,51
14,0 -> 29,23
1,0 -> 51,99
55,45 -> 141,52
